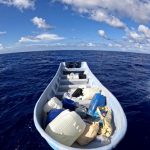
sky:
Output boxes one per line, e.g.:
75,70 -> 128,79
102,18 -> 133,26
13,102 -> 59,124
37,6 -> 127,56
0,0 -> 150,54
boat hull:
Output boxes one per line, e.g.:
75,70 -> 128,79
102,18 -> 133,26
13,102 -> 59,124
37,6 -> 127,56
34,62 -> 127,150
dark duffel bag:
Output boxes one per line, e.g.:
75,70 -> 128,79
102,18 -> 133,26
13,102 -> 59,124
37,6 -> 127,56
79,73 -> 86,79
72,88 -> 83,97
66,62 -> 81,68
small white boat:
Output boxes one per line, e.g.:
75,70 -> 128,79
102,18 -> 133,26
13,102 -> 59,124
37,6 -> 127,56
34,62 -> 127,150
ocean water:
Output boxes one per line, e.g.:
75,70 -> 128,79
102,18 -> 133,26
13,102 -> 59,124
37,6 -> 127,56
0,50 -> 150,150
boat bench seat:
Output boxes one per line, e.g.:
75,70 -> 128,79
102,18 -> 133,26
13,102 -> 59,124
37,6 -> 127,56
57,84 -> 89,91
63,70 -> 84,75
60,79 -> 88,85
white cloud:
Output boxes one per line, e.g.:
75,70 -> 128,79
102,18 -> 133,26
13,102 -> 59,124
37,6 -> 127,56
134,42 -> 143,49
113,25 -> 150,52
87,42 -> 95,47
0,0 -> 35,10
79,42 -> 91,47
98,29 -> 106,38
59,0 -> 150,26
36,33 -> 64,40
108,43 -> 113,47
59,0 -> 126,28
91,10 -> 126,28
19,36 -> 39,43
0,43 -> 3,50
138,25 -> 150,38
19,33 -> 64,43
125,25 -> 150,44
108,42 -> 122,48
0,31 -> 7,35
127,31 -> 142,41
114,43 -> 122,48
31,17 -> 51,29
96,24 -> 150,53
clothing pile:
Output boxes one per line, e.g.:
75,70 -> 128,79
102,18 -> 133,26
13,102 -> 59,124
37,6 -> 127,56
44,87 -> 113,147
67,73 -> 87,80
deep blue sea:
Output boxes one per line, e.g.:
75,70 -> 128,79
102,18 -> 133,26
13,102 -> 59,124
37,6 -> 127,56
0,50 -> 150,150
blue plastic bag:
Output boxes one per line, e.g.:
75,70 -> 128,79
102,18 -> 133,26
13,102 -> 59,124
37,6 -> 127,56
88,93 -> 106,116
46,109 -> 64,126
62,98 -> 77,111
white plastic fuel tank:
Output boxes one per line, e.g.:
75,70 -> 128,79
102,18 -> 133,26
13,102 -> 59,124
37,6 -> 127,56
43,97 -> 62,113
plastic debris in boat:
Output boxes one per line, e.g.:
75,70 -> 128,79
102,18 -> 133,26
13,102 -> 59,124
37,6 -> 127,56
43,97 -> 62,113
67,73 -> 79,79
66,62 -> 81,68
83,115 -> 95,124
45,110 -> 86,146
79,73 -> 86,79
96,106 -> 113,137
88,93 -> 106,117
77,122 -> 99,145
63,92 -> 71,99
62,98 -> 78,111
75,105 -> 88,118
72,88 -> 83,97
82,87 -> 101,100
46,109 -> 64,126
63,92 -> 83,102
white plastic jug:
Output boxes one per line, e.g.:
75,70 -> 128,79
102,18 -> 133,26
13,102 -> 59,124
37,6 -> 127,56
45,110 -> 86,146
43,97 -> 63,113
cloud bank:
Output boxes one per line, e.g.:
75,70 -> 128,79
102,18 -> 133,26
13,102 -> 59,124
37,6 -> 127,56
59,0 -> 150,28
0,43 -> 3,50
98,24 -> 150,53
19,33 -> 64,43
0,0 -> 35,10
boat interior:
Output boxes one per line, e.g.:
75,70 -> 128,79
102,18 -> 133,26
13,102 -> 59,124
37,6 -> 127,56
34,62 -> 127,149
